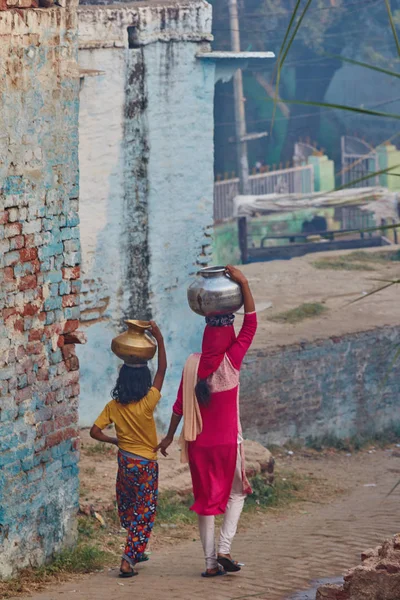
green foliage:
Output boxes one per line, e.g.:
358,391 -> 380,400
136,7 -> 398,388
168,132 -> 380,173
156,491 -> 196,525
269,302 -> 327,324
245,472 -> 304,510
313,249 -> 400,271
306,423 -> 400,452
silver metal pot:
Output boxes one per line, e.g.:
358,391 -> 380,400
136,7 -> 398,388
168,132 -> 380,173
187,266 -> 243,317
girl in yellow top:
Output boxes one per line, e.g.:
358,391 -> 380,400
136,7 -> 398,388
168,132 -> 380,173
90,322 -> 166,579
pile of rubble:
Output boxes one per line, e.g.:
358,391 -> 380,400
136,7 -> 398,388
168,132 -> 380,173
317,534 -> 400,600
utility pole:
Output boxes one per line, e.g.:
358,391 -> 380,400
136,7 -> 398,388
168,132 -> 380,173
229,0 -> 250,195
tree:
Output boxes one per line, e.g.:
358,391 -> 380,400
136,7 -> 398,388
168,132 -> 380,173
212,0 -> 400,175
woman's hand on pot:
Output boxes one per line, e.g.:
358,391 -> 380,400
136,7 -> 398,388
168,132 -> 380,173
225,265 -> 248,286
154,436 -> 173,457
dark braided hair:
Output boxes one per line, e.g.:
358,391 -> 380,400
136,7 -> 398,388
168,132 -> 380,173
195,378 -> 211,406
111,364 -> 152,405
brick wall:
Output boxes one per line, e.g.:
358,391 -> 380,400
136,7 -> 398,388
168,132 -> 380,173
0,4 -> 81,578
240,326 -> 400,446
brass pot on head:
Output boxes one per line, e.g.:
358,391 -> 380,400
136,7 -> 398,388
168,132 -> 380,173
111,320 -> 156,364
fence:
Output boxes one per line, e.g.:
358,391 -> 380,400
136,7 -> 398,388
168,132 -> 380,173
214,164 -> 314,221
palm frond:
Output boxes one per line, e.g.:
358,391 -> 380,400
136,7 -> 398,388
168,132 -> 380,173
384,0 -> 400,58
276,98 -> 400,121
322,53 -> 400,79
386,478 -> 400,498
271,0 -> 302,131
346,282 -> 398,306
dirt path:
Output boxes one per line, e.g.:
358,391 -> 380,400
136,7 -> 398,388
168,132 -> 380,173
19,447 -> 400,600
238,246 -> 400,349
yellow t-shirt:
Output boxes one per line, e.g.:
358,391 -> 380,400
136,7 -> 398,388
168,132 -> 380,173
94,387 -> 161,460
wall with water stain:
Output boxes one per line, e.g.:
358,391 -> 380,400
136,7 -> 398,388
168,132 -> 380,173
77,2 -> 215,426
0,2 -> 81,578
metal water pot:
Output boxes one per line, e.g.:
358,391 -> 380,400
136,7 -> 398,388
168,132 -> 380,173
187,266 -> 243,317
111,320 -> 156,364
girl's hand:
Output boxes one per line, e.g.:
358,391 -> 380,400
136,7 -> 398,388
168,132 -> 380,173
225,265 -> 248,286
150,321 -> 163,342
154,436 -> 173,457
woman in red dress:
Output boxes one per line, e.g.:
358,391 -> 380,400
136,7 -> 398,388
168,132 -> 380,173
157,266 -> 257,577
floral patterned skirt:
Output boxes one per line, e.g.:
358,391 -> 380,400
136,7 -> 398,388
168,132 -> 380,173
116,451 -> 158,567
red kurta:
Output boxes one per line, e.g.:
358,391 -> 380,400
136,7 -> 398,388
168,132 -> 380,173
173,312 -> 257,515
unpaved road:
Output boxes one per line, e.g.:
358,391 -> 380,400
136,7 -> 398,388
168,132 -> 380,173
20,446 -> 400,600
238,246 -> 400,349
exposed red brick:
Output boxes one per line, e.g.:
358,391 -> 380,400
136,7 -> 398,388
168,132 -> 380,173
72,438 -> 81,451
45,392 -> 56,405
24,234 -> 35,248
43,323 -> 63,338
61,344 -> 76,361
17,345 -> 26,360
27,370 -> 36,385
0,211 -> 8,224
57,335 -> 65,348
27,342 -> 43,355
4,267 -> 14,282
20,247 -> 38,262
62,266 -> 80,280
38,311 -> 46,322
63,426 -> 79,440
71,383 -> 80,397
37,368 -> 49,381
56,414 -> 76,429
63,330 -> 87,345
65,371 -> 79,385
63,319 -> 79,333
45,430 -> 64,448
3,308 -> 19,321
23,303 -> 40,317
20,357 -> 33,372
37,421 -> 55,438
19,275 -> 37,291
14,319 -> 24,333
66,356 -> 79,371
62,294 -> 78,308
4,223 -> 21,238
15,386 -> 33,404
11,235 -> 25,250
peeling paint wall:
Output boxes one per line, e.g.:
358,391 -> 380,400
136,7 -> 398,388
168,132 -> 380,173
0,2 -> 80,578
77,1 -> 214,426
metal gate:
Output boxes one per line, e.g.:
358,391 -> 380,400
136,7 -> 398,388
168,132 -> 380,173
341,136 -> 379,188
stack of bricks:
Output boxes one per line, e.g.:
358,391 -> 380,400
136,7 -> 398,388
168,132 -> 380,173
0,4 -> 81,579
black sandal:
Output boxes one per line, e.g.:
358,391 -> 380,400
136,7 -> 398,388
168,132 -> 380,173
217,555 -> 241,572
201,567 -> 226,578
119,569 -> 138,578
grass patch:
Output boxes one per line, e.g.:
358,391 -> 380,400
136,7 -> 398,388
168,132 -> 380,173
85,443 -> 116,456
156,491 -> 196,525
269,302 -> 327,324
0,544 -> 113,598
313,249 -> 400,271
313,258 -> 376,271
306,423 -> 400,452
245,471 -> 306,510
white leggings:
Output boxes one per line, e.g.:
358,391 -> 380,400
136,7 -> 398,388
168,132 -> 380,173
198,446 -> 246,570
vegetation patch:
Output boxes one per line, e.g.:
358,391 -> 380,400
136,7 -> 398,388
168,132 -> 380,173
269,302 -> 327,324
313,249 -> 400,271
306,423 -> 400,452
